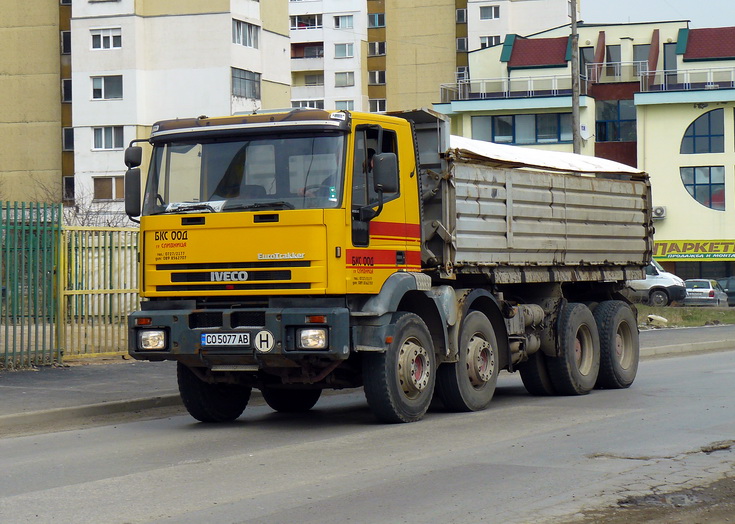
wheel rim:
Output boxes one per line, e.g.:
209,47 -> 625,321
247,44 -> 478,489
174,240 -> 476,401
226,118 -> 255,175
398,337 -> 431,399
574,325 -> 595,376
466,333 -> 495,387
615,321 -> 634,369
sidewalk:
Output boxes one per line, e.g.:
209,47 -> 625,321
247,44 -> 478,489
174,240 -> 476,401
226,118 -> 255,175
1,325 -> 734,433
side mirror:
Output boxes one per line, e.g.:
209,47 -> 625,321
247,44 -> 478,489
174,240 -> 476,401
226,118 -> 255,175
372,152 -> 398,193
125,146 -> 143,168
125,168 -> 141,217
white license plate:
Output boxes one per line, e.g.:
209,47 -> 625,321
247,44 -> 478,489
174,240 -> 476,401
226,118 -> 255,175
201,333 -> 251,346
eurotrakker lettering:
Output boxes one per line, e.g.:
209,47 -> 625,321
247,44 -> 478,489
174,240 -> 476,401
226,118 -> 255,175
257,252 -> 305,260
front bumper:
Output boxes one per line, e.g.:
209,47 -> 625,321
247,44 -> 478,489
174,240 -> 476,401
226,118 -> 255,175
128,305 -> 351,366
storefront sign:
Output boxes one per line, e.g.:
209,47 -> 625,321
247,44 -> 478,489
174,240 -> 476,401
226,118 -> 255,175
654,240 -> 735,261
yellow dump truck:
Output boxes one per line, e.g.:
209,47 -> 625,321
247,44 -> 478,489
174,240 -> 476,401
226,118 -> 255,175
124,109 -> 653,423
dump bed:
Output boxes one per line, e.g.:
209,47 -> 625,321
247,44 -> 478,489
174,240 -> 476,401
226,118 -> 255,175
398,109 -> 653,283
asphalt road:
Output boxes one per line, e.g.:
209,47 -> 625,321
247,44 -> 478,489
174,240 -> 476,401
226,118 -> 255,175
1,349 -> 733,524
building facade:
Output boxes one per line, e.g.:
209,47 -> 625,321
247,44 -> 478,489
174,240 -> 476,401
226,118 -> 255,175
435,21 -> 735,279
69,0 -> 290,221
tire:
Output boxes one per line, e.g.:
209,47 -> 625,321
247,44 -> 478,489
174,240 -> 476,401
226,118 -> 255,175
436,311 -> 499,412
261,387 -> 322,413
177,362 -> 251,423
362,312 -> 436,423
546,303 -> 600,395
593,301 -> 639,389
649,289 -> 669,307
518,350 -> 556,396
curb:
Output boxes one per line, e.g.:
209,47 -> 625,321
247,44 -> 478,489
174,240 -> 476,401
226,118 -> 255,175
640,340 -> 734,358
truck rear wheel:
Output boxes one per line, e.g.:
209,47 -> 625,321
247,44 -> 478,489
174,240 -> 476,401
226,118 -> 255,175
518,351 -> 556,396
177,362 -> 251,422
546,303 -> 600,395
261,387 -> 322,413
436,311 -> 498,412
362,312 -> 436,423
593,301 -> 639,389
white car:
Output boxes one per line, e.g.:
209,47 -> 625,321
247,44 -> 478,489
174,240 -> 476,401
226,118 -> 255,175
627,260 -> 686,306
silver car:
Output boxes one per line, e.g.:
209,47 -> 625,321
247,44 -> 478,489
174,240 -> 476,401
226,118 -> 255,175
683,279 -> 728,307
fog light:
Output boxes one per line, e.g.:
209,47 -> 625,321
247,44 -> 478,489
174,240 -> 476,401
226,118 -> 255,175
139,330 -> 166,350
297,328 -> 328,349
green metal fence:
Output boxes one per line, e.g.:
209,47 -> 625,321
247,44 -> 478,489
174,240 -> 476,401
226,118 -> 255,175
1,202 -> 63,369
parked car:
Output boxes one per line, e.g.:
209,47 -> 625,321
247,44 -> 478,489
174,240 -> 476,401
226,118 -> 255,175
626,260 -> 686,306
683,279 -> 728,307
716,277 -> 735,306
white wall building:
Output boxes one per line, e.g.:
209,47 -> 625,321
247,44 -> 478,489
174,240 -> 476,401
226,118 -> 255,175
467,0 -> 573,51
70,0 -> 290,220
289,0 -> 368,111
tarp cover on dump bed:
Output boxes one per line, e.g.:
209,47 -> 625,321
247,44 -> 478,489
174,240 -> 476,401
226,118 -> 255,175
449,135 -> 644,176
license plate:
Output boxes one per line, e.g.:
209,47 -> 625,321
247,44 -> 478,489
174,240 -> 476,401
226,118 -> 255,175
201,333 -> 250,346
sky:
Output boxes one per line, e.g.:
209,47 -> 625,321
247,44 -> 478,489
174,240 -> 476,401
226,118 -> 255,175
580,0 -> 735,29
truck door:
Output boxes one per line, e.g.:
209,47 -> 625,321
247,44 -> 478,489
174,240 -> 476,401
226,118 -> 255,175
347,125 -> 410,293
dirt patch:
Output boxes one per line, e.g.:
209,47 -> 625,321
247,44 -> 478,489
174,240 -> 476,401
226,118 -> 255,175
566,475 -> 735,524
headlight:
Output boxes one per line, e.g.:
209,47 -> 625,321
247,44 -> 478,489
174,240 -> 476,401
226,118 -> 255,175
297,328 -> 328,349
139,330 -> 166,350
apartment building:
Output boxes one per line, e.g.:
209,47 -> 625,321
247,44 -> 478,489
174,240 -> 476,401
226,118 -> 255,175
289,0 -> 570,112
70,0 -> 290,219
0,0 -> 68,202
435,21 -> 735,279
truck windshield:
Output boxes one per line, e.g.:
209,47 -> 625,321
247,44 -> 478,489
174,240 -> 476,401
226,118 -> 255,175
142,133 -> 346,215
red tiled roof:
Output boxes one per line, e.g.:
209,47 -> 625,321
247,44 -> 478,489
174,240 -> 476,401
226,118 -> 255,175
684,27 -> 735,60
508,37 -> 569,68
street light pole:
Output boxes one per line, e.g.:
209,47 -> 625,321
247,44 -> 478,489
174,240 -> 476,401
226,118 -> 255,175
570,0 -> 581,154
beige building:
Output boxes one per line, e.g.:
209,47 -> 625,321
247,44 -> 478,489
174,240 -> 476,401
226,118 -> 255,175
0,0 -> 67,202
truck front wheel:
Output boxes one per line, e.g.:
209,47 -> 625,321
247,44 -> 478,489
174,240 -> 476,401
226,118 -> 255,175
546,303 -> 600,395
177,362 -> 252,423
261,387 -> 322,413
362,312 -> 436,423
593,301 -> 639,389
436,311 -> 498,412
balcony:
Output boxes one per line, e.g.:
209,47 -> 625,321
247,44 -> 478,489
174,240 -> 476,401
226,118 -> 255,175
291,56 -> 325,72
639,66 -> 735,92
439,74 -> 587,103
585,61 -> 649,84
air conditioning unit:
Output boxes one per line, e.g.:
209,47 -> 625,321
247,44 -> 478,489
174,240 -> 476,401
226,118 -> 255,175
652,205 -> 667,219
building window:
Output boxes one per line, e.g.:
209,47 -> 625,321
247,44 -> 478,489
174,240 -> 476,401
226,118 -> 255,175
456,38 -> 468,52
63,176 -> 75,201
369,99 -> 386,113
93,126 -> 124,150
368,70 -> 386,85
479,5 -> 500,20
62,128 -> 74,151
480,36 -> 501,49
61,31 -> 71,54
633,44 -> 651,75
456,66 -> 469,82
93,176 -> 124,201
456,8 -> 467,23
91,28 -> 122,49
335,43 -> 354,58
471,113 -> 573,144
232,20 -> 259,48
335,71 -> 355,87
60,0 -> 71,5
605,44 -> 621,77
292,100 -> 324,109
290,14 -> 322,30
368,13 -> 385,28
595,100 -> 635,142
291,43 -> 323,58
680,166 -> 725,211
368,41 -> 386,57
91,75 -> 123,99
334,15 -> 353,29
335,100 -> 354,110
62,78 -> 72,102
680,109 -> 724,154
579,47 -> 594,77
232,68 -> 260,98
304,73 -> 324,86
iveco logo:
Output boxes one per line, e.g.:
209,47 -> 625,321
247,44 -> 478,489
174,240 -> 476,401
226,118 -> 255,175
210,271 -> 249,282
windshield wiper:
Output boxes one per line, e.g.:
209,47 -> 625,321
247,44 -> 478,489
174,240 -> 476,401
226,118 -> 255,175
158,202 -> 223,214
223,201 -> 295,211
